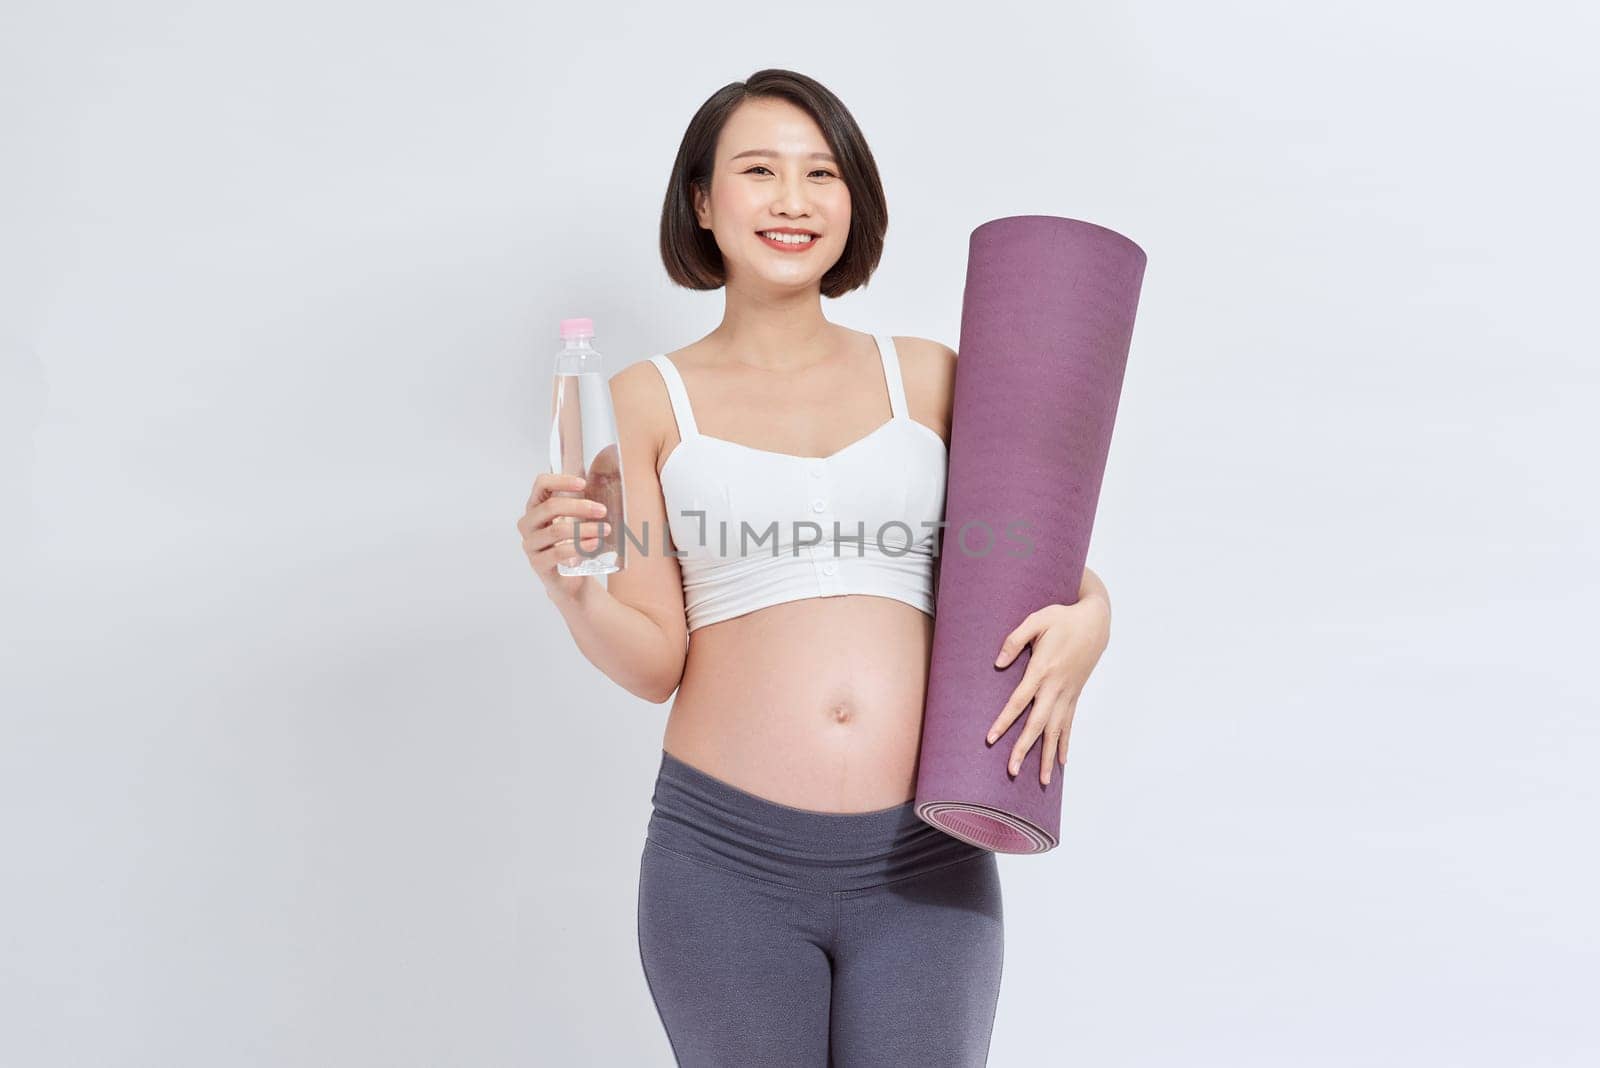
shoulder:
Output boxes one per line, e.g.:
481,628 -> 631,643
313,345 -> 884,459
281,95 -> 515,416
891,334 -> 956,373
609,357 -> 676,454
886,335 -> 958,432
610,355 -> 667,402
890,335 -> 957,391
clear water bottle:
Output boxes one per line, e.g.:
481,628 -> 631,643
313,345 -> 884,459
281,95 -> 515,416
549,317 -> 626,575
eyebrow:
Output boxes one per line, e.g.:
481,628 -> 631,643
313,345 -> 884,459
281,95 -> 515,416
730,148 -> 837,163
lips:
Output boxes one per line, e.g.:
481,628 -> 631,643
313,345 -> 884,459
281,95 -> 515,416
757,230 -> 820,251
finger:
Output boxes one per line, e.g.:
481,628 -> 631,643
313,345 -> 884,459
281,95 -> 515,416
546,496 -> 608,525
528,494 -> 608,535
574,521 -> 612,560
1058,696 -> 1079,766
531,518 -> 611,559
1009,685 -> 1063,777
527,472 -> 587,512
551,525 -> 610,569
1005,716 -> 1039,777
986,660 -> 1045,744
527,513 -> 586,553
994,609 -> 1046,669
527,473 -> 574,512
1041,722 -> 1061,786
520,484 -> 587,535
1044,690 -> 1079,783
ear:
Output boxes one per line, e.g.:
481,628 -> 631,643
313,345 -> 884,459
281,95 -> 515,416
692,181 -> 710,230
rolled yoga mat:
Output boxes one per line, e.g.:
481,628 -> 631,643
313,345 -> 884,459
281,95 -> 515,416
915,215 -> 1146,854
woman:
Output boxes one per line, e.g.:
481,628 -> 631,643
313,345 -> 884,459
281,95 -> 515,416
519,70 -> 1112,1067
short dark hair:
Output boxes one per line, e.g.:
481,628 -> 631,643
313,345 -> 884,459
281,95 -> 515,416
660,69 -> 888,299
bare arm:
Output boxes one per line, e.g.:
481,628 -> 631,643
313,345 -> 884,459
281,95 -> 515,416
1078,565 -> 1111,635
526,362 -> 690,704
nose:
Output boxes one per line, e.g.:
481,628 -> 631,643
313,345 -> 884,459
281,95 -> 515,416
772,172 -> 812,216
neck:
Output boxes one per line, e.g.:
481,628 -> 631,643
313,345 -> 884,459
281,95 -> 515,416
708,287 -> 840,371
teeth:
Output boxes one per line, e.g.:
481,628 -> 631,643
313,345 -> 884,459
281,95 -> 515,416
760,231 -> 815,244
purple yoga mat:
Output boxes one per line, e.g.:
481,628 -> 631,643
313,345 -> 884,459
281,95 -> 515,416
915,215 -> 1146,854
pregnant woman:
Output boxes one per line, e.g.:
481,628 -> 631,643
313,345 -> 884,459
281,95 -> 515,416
518,70 -> 1112,1067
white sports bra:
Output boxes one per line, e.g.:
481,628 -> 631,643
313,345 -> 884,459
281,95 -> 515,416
648,335 -> 948,632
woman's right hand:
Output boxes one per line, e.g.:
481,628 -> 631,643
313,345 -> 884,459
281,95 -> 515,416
518,472 -> 611,603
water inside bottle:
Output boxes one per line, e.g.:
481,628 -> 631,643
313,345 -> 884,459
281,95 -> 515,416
551,369 -> 624,575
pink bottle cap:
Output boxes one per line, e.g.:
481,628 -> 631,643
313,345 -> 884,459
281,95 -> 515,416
559,317 -> 594,339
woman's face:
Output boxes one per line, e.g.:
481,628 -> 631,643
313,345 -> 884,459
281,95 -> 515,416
693,97 -> 852,291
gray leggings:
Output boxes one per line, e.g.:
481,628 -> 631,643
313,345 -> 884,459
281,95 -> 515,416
636,750 -> 1005,1067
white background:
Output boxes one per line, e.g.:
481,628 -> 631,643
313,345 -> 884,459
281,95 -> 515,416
4,1 -> 1597,1064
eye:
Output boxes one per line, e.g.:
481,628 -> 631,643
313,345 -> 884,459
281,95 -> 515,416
745,165 -> 837,179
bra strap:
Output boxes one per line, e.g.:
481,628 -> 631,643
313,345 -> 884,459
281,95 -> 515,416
648,355 -> 700,439
876,335 -> 910,421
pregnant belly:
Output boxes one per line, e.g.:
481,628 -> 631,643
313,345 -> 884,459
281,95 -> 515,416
661,595 -> 935,813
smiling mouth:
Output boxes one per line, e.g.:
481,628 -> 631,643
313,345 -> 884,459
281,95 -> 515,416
757,230 -> 819,248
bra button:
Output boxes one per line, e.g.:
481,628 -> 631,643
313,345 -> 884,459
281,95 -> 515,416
822,562 -> 838,576
811,499 -> 826,512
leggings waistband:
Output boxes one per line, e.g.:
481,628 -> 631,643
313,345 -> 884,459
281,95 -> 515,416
645,749 -> 987,893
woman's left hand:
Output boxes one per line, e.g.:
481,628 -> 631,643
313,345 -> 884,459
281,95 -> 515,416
983,574 -> 1112,786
